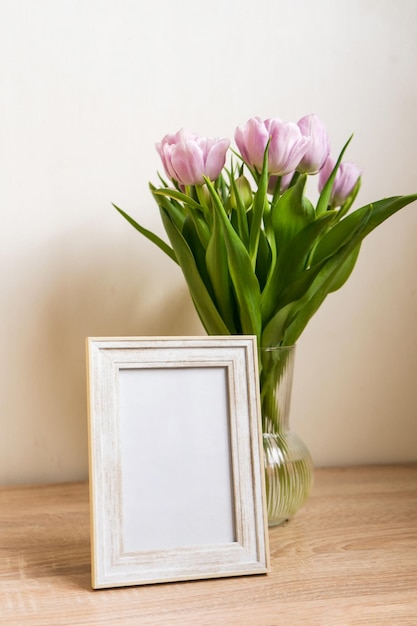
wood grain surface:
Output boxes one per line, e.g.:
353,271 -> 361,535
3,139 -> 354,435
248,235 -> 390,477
1,465 -> 416,625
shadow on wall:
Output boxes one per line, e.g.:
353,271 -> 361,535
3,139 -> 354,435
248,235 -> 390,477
0,227 -> 203,485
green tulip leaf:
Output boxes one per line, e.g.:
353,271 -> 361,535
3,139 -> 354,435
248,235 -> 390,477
159,207 -> 230,335
153,186 -> 212,248
271,174 -> 314,251
181,215 -> 213,296
204,176 -> 262,337
113,203 -> 177,263
249,142 -> 270,265
313,194 -> 417,266
149,183 -> 187,231
255,228 -> 273,291
152,186 -> 202,211
260,300 -> 297,348
282,210 -> 372,345
262,206 -> 372,346
205,208 -> 238,333
261,212 -> 336,325
311,204 -> 371,265
327,243 -> 361,293
228,170 -> 250,247
362,194 -> 417,236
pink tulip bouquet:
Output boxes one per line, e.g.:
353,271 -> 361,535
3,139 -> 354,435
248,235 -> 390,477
114,115 -> 416,350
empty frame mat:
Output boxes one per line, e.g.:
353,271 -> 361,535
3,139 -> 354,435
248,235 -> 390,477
87,336 -> 269,588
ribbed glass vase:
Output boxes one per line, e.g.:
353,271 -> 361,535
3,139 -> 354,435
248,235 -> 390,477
260,345 -> 314,526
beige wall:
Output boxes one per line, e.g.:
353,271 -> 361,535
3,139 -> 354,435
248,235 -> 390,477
1,0 -> 416,484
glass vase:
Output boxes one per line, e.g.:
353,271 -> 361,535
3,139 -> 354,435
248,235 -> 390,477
260,345 -> 314,526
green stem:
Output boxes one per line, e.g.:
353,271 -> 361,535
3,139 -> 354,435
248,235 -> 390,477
259,346 -> 293,433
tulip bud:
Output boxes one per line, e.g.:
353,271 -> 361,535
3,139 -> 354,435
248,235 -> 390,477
297,114 -> 331,174
230,175 -> 253,211
319,157 -> 362,207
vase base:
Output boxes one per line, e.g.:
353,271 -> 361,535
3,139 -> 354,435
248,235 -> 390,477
268,517 -> 288,528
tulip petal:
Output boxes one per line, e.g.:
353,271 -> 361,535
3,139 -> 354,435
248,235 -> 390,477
204,138 -> 230,181
297,114 -> 331,174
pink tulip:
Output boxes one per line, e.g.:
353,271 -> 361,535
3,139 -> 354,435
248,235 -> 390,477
319,157 -> 362,207
235,117 -> 310,176
156,129 -> 230,186
297,114 -> 331,174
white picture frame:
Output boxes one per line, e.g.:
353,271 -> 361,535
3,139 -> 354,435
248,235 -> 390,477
86,336 -> 269,589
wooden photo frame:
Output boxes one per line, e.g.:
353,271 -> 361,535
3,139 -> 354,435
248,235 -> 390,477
86,336 -> 269,589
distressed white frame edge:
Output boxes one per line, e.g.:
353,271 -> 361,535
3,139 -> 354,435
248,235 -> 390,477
86,336 -> 270,589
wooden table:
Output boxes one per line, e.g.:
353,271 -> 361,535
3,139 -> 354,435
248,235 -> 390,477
1,465 -> 416,625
